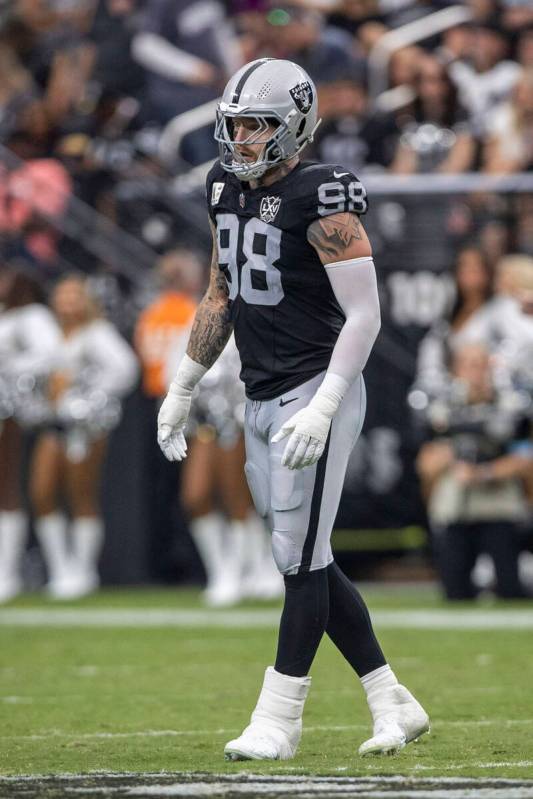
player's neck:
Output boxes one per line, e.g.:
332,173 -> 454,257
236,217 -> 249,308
248,156 -> 300,190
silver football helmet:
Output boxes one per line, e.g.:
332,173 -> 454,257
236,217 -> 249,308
215,58 -> 320,181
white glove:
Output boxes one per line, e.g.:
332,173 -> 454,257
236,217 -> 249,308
271,373 -> 349,470
271,404 -> 331,469
157,385 -> 191,461
157,355 -> 207,462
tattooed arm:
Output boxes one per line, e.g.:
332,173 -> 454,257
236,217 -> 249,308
306,212 -> 372,265
187,221 -> 233,368
157,222 -> 233,462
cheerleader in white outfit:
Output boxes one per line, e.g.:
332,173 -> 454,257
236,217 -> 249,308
0,269 -> 60,602
29,274 -> 138,599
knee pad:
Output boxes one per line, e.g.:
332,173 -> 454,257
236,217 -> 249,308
271,528 -> 302,575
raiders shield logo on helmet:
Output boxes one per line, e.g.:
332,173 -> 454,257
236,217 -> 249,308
259,196 -> 281,224
289,81 -> 313,114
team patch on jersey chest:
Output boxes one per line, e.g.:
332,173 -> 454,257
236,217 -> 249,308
259,195 -> 281,223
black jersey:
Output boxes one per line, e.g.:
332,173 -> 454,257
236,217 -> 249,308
206,159 -> 368,400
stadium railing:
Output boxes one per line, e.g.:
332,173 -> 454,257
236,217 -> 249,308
367,4 -> 473,99
0,143 -> 158,284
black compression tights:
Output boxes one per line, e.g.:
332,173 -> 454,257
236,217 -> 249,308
326,561 -> 386,677
274,561 -> 386,678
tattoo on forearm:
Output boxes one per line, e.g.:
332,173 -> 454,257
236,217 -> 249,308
186,249 -> 232,368
187,300 -> 232,368
307,214 -> 362,261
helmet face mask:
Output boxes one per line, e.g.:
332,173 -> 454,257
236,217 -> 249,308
215,109 -> 288,181
215,59 -> 320,181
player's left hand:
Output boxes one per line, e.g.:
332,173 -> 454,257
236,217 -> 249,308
271,406 -> 331,470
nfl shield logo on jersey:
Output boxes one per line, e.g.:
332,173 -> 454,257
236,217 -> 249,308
289,81 -> 313,114
260,196 -> 281,224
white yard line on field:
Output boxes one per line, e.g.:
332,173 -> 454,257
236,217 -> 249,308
1,607 -> 533,629
2,719 -> 533,742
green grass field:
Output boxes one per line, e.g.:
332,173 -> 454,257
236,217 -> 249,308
1,585 -> 533,792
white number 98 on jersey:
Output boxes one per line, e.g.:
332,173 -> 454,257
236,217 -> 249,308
317,180 -> 367,217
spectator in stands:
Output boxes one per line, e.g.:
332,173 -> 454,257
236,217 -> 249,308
87,0 -> 145,101
260,5 -> 361,88
0,268 -> 60,602
311,75 -> 400,172
449,18 -> 521,138
414,246 -> 494,399
388,45 -> 424,91
30,274 -> 138,598
230,3 -> 271,65
131,0 -> 241,162
416,342 -> 533,600
391,55 -> 475,173
483,68 -> 533,174
0,134 -> 72,273
135,249 -> 201,400
8,0 -> 96,134
486,253 -> 533,390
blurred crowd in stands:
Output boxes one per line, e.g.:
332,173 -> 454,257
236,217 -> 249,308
1,0 -> 533,276
2,0 -> 533,602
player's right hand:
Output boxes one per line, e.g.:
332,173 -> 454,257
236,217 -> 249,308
157,386 -> 192,462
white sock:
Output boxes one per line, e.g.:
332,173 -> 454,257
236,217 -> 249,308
72,516 -> 104,578
35,513 -> 69,583
190,512 -> 225,587
0,511 -> 27,581
360,664 -> 398,701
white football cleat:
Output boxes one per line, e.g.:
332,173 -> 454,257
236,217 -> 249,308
224,724 -> 297,761
224,667 -> 311,761
359,684 -> 429,756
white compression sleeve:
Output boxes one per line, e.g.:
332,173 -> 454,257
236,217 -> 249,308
309,257 -> 380,417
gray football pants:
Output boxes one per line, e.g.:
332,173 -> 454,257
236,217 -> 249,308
244,371 -> 366,575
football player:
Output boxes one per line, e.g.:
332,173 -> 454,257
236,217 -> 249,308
158,58 -> 429,759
